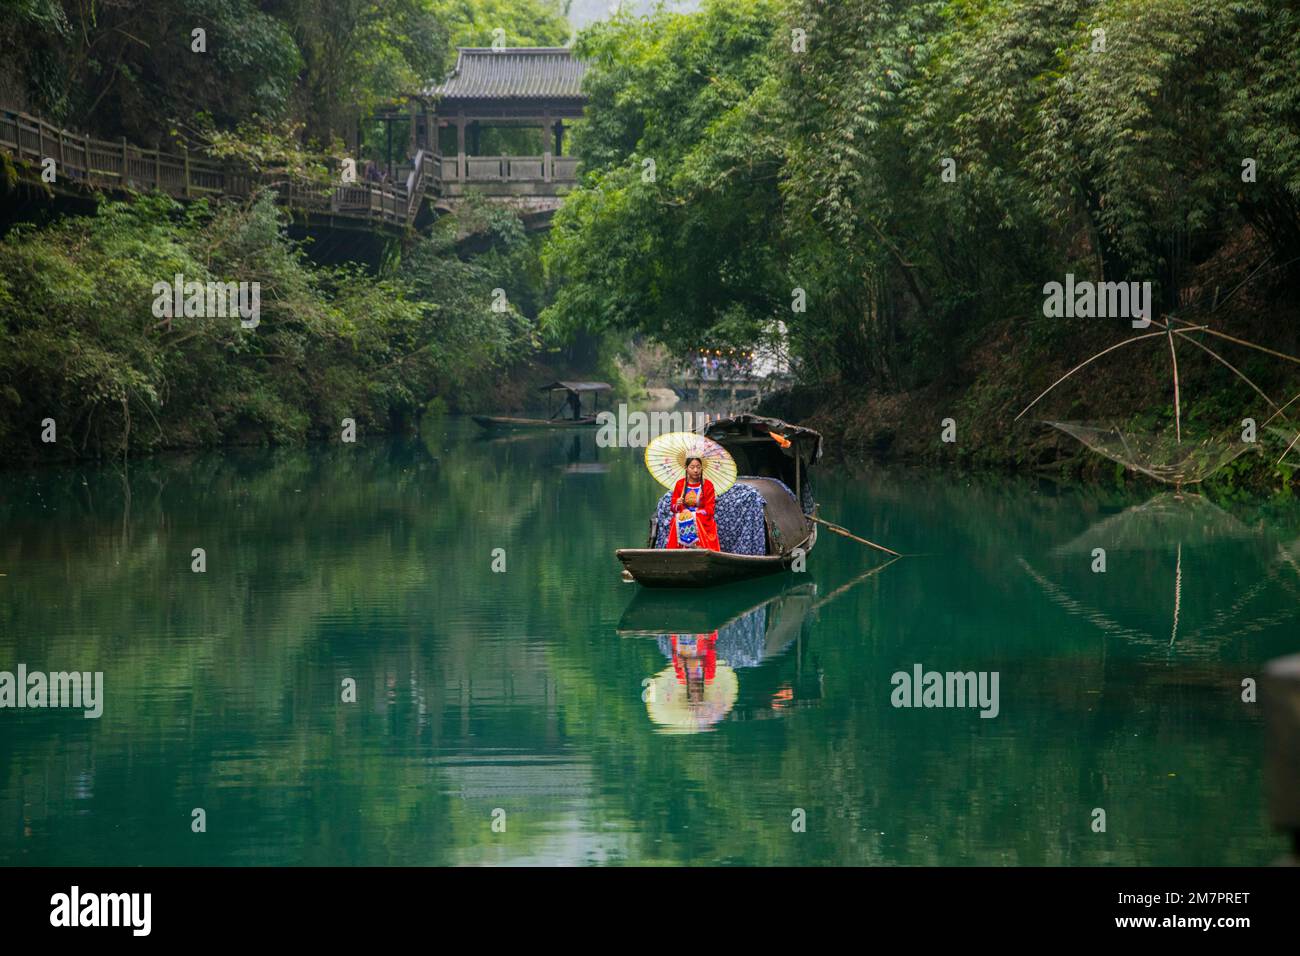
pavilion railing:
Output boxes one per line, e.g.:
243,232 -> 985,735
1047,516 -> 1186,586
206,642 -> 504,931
422,150 -> 440,193
553,157 -> 580,181
435,153 -> 581,184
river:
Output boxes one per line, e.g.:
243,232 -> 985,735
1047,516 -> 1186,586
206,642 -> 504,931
1,416 -> 1296,865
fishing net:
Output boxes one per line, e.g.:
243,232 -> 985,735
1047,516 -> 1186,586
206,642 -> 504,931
1043,421 -> 1254,485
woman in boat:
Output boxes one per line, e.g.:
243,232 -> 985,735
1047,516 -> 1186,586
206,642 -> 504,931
666,456 -> 721,551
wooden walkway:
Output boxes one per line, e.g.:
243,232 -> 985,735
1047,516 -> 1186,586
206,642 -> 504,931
0,105 -> 570,234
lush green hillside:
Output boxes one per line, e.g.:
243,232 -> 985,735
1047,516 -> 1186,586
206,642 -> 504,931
0,1 -> 576,463
542,0 -> 1300,487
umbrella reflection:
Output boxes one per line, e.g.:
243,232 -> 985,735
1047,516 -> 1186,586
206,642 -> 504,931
644,634 -> 740,734
634,587 -> 814,734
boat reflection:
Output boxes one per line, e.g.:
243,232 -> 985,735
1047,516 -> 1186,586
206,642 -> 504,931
622,582 -> 818,734
563,433 -> 609,475
621,560 -> 899,733
468,427 -> 610,474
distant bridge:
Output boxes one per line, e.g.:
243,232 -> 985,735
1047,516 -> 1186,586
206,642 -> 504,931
0,48 -> 586,236
672,372 -> 792,405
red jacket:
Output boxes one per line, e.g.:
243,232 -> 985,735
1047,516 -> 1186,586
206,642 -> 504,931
666,478 -> 721,551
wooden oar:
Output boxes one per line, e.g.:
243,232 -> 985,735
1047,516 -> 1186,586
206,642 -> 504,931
810,514 -> 901,557
759,432 -> 900,557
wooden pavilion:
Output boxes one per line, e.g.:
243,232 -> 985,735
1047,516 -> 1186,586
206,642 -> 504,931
372,47 -> 587,199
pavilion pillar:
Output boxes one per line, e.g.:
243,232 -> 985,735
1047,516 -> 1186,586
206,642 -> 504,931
555,119 -> 564,157
543,108 -> 552,183
408,100 -> 418,157
456,112 -> 466,182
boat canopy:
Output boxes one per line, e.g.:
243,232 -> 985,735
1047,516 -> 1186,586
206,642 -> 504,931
537,381 -> 612,393
699,413 -> 822,484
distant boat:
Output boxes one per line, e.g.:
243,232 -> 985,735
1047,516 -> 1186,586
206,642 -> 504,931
563,462 -> 610,474
472,381 -> 611,430
471,414 -> 598,429
616,414 -> 822,588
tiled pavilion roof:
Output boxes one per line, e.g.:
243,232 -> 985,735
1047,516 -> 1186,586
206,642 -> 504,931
422,48 -> 587,101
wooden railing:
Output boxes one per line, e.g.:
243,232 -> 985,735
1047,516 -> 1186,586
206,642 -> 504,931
1,105 -> 580,228
0,106 -> 414,227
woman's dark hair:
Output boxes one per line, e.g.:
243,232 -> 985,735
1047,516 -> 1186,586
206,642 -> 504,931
685,456 -> 703,468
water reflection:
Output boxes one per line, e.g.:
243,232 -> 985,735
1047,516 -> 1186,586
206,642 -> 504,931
644,643 -> 740,734
3,422 -> 1298,864
1020,491 -> 1291,650
564,433 -> 609,475
468,427 -> 610,475
621,563 -> 899,733
622,584 -> 816,733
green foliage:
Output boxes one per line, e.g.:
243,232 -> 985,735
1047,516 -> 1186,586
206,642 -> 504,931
196,117 -> 339,187
0,193 -> 533,460
546,0 -> 1300,396
401,196 -> 541,388
277,0 -> 448,143
3,0 -> 303,140
542,0 -> 787,350
431,0 -> 572,46
1,0 -> 572,150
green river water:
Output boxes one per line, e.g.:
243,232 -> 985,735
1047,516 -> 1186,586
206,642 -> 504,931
2,417 -> 1297,865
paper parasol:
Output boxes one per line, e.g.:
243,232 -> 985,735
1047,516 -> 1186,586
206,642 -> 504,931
644,662 -> 739,734
644,431 -> 737,495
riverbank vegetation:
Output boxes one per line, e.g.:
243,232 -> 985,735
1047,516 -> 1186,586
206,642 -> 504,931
543,0 -> 1300,488
0,0 -> 581,463
0,192 -> 545,460
2,0 -> 571,147
4,0 -> 1299,485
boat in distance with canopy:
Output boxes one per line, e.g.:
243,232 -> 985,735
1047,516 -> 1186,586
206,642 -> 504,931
472,381 -> 611,430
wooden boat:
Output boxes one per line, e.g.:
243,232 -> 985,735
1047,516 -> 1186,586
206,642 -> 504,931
472,381 -> 611,430
616,414 -> 823,588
